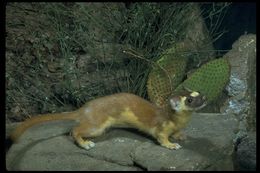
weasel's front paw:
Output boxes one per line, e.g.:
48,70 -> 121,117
161,142 -> 182,150
80,141 -> 95,150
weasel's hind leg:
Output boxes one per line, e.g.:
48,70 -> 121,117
72,122 -> 107,150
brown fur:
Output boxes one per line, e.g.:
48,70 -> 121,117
10,92 -> 205,150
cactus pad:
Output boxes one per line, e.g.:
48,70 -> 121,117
147,45 -> 188,107
175,58 -> 230,102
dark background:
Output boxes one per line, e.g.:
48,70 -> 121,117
204,3 -> 256,50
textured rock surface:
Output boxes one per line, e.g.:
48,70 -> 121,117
6,113 -> 238,171
233,132 -> 256,171
219,34 -> 256,171
220,34 -> 256,132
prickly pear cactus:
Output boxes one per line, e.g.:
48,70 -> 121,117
175,58 -> 230,102
147,44 -> 188,107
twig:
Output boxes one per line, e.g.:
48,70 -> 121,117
123,49 -> 175,92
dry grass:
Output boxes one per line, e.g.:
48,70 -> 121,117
5,2 -> 230,122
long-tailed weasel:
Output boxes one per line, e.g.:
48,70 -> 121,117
10,91 -> 206,150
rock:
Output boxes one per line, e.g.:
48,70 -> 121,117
220,34 -> 256,135
234,132 -> 256,171
6,113 -> 238,171
218,35 -> 256,171
131,113 -> 238,171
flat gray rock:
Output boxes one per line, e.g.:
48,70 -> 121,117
6,113 -> 238,171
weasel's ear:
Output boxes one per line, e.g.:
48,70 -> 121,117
189,91 -> 200,97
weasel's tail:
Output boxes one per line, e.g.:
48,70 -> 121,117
10,111 -> 78,142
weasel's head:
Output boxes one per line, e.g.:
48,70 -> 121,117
169,91 -> 207,113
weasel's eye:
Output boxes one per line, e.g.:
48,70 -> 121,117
187,97 -> 193,103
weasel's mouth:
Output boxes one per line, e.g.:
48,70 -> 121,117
169,97 -> 181,112
193,101 -> 207,111
193,96 -> 207,110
